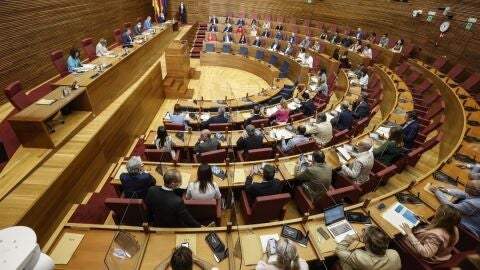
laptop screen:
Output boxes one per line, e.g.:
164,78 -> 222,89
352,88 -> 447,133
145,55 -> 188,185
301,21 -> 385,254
324,204 -> 345,226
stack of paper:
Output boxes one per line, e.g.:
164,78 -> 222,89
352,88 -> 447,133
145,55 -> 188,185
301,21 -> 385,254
287,102 -> 301,110
376,127 -> 391,139
35,99 -> 56,105
265,107 -> 278,116
269,129 -> 293,140
200,113 -> 210,121
423,183 -> 454,201
336,146 -> 352,161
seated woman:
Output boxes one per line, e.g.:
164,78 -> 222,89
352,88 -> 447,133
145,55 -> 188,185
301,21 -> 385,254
207,32 -> 217,41
238,34 -> 247,44
367,32 -> 377,43
349,39 -> 362,53
186,163 -> 221,200
250,25 -> 258,37
256,238 -> 309,270
312,40 -> 321,53
392,39 -> 404,53
67,47 -> 82,72
295,47 -> 306,62
373,126 -> 404,166
168,104 -> 189,130
401,204 -> 461,264
236,25 -> 245,35
154,126 -> 176,160
270,99 -> 291,124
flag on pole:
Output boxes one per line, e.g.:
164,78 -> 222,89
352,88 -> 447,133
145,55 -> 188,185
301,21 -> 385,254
161,0 -> 168,17
152,0 -> 160,17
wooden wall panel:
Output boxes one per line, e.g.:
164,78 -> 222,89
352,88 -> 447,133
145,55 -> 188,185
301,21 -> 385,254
0,0 -> 154,104
168,0 -> 479,74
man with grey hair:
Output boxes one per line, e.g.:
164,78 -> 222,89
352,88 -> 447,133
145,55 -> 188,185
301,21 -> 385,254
120,156 -> 156,199
146,169 -> 201,227
193,129 -> 220,154
332,101 -> 353,131
201,107 -> 229,129
236,124 -> 264,154
244,105 -> 265,126
352,92 -> 370,120
340,140 -> 374,185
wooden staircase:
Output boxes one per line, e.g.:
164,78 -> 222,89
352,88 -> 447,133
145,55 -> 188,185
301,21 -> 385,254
163,74 -> 194,98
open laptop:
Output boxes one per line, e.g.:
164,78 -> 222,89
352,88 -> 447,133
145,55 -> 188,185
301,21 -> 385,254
324,204 -> 356,243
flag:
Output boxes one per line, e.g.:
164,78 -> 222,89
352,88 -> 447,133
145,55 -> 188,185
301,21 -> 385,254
152,0 -> 160,17
161,0 -> 168,17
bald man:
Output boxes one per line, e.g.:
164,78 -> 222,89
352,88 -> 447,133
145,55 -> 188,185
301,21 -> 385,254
192,129 -> 220,154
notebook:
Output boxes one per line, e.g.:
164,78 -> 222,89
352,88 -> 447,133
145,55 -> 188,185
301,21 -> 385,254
35,99 -> 56,105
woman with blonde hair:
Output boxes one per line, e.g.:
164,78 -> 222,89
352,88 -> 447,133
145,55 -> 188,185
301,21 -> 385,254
373,125 -> 404,166
256,238 -> 308,270
401,204 -> 461,264
270,99 -> 291,124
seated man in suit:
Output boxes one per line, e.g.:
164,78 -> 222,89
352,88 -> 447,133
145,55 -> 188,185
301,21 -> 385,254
122,28 -> 134,48
158,12 -> 166,23
299,36 -> 311,48
208,24 -> 218,32
319,30 -> 328,40
223,32 -> 234,43
146,169 -> 201,227
402,111 -> 419,149
244,105 -> 265,126
306,112 -> 333,146
341,36 -> 353,48
269,39 -> 280,52
352,92 -> 370,119
134,22 -> 143,35
202,107 -> 229,129
287,32 -> 296,44
252,36 -> 262,47
209,15 -> 218,24
260,29 -> 270,38
332,102 -> 353,131
355,27 -> 365,40
294,151 -> 332,202
223,23 -> 233,32
245,164 -> 283,205
281,125 -> 309,153
237,124 -> 264,153
300,92 -> 315,117
330,31 -> 341,44
192,129 -> 220,154
236,18 -> 245,26
283,42 -> 293,56
274,30 -> 284,40
275,23 -> 284,31
339,141 -> 374,185
120,156 -> 156,199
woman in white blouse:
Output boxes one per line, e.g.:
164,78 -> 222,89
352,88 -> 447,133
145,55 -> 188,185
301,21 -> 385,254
362,44 -> 372,59
186,163 -> 221,200
154,126 -> 176,159
349,39 -> 362,53
263,20 -> 271,30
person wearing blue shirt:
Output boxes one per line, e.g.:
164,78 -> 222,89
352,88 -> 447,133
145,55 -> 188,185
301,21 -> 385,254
67,47 -> 82,72
431,180 -> 480,237
144,16 -> 153,30
281,125 -> 309,153
168,104 -> 189,130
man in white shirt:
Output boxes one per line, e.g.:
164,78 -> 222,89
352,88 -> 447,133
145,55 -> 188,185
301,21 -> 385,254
303,52 -> 313,68
270,39 -> 280,52
306,112 -> 333,146
340,141 -> 374,185
96,38 -> 112,57
362,44 -> 373,59
296,47 -> 306,62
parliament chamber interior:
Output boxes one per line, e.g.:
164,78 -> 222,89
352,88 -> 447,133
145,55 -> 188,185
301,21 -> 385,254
0,0 -> 479,269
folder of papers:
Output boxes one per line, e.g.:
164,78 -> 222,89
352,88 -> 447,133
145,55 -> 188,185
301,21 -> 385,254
35,99 -> 56,105
381,202 -> 420,235
336,146 -> 352,161
376,127 -> 391,139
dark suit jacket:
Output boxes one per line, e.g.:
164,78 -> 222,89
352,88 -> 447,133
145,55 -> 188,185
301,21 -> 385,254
245,114 -> 265,126
275,25 -> 283,30
287,36 -> 296,44
245,177 -> 283,205
224,26 -> 233,32
402,120 -> 419,149
261,31 -> 270,38
208,25 -> 218,32
335,110 -> 353,131
352,101 -> 370,119
253,40 -> 262,46
122,32 -> 133,46
301,100 -> 315,117
193,138 -> 220,153
236,135 -> 264,152
158,16 -> 166,23
120,172 -> 156,199
210,18 -> 218,24
146,187 -> 200,227
202,114 -> 229,129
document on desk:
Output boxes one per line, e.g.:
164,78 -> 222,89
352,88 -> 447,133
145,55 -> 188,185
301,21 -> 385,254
283,161 -> 297,176
326,113 -> 335,122
265,107 -> 278,116
35,98 -> 57,105
114,164 -> 127,179
376,126 -> 391,139
200,113 -> 210,121
336,145 -> 352,161
233,168 -> 247,183
240,234 -> 263,266
179,172 -> 191,189
49,232 -> 84,264
423,183 -> 455,201
381,202 -> 420,234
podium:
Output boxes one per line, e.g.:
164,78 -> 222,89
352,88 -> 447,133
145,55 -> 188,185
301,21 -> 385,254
163,40 -> 193,98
